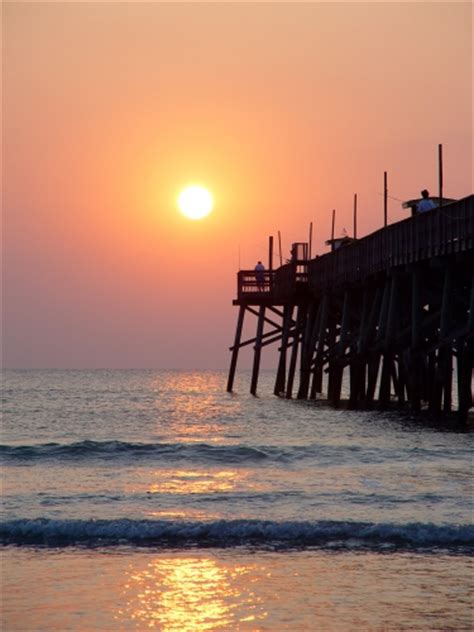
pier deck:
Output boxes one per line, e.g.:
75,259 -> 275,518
227,195 -> 474,423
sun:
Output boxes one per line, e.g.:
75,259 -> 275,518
177,185 -> 213,220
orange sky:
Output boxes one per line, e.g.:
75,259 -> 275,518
3,2 -> 472,368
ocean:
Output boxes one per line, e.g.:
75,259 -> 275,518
1,369 -> 473,630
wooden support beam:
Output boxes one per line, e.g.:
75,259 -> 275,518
329,291 -> 351,407
326,318 -> 339,404
443,351 -> 453,412
409,266 -> 423,411
366,354 -> 381,406
385,273 -> 400,347
349,287 -> 371,408
310,294 -> 329,399
246,306 -> 284,331
250,305 -> 266,396
267,306 -> 288,320
286,306 -> 304,399
440,266 -> 453,413
378,354 -> 392,407
227,305 -> 246,392
297,301 -> 319,399
376,276 -> 392,342
457,339 -> 473,424
230,327 -> 282,352
274,304 -> 293,396
465,273 -> 474,337
427,351 -> 438,413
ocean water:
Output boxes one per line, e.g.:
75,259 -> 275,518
1,369 -> 473,631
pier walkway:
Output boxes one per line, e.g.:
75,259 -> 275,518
227,195 -> 474,423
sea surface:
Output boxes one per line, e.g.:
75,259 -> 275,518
1,369 -> 473,630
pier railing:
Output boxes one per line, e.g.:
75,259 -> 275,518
237,270 -> 274,299
308,195 -> 474,293
236,264 -> 310,303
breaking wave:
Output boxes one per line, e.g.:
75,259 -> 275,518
2,440 -> 453,465
1,518 -> 472,551
0,440 -> 359,465
0,441 -> 285,463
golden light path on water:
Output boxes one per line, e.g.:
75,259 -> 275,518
3,548 -> 472,630
151,372 -> 236,444
117,557 -> 267,631
145,470 -> 250,495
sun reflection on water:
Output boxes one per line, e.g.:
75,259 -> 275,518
116,556 -> 266,630
146,470 -> 250,495
153,372 -> 241,444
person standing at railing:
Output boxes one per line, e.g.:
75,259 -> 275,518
255,261 -> 265,291
417,189 -> 436,213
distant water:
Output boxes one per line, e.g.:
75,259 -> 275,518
2,369 -> 473,630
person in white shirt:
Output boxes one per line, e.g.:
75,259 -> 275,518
417,189 -> 436,213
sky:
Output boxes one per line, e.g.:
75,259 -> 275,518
2,1 -> 472,369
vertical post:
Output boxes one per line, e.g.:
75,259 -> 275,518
250,306 -> 266,396
310,294 -> 329,399
331,209 -> 336,244
353,194 -> 358,239
458,340 -> 473,424
309,222 -> 313,260
278,231 -> 283,267
351,288 -> 370,408
326,318 -> 339,404
410,266 -> 422,411
379,355 -> 392,407
269,236 -> 274,272
332,290 -> 351,407
438,143 -> 443,210
363,285 -> 383,407
297,301 -> 317,399
274,304 -> 293,396
439,265 -> 453,412
384,171 -> 388,227
385,273 -> 399,347
227,306 -> 246,392
286,306 -> 303,399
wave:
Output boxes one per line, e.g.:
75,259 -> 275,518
1,440 -> 465,467
0,440 -> 319,464
0,440 -> 286,463
1,518 -> 472,551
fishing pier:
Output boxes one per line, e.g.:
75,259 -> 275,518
227,195 -> 474,423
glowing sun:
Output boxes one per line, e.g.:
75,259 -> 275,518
177,185 -> 213,220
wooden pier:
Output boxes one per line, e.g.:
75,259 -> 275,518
227,195 -> 474,423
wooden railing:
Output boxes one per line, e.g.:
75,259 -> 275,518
236,265 -> 309,302
235,195 -> 473,302
308,195 -> 473,293
237,270 -> 274,299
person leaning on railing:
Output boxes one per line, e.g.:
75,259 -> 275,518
254,261 -> 265,291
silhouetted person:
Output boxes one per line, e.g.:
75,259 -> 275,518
255,261 -> 265,291
417,189 -> 436,213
